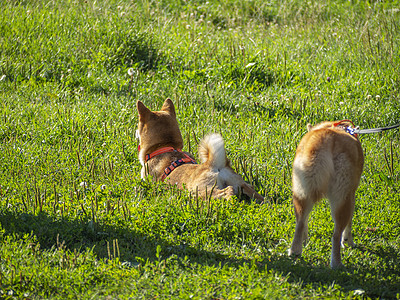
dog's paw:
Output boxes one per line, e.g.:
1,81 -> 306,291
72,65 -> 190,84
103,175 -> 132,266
330,261 -> 345,269
288,248 -> 302,258
215,186 -> 235,199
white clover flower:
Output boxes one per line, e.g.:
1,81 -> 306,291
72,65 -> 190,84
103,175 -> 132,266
353,289 -> 365,296
367,95 -> 372,99
101,184 -> 106,191
80,181 -> 88,189
376,95 -> 380,100
128,68 -> 135,76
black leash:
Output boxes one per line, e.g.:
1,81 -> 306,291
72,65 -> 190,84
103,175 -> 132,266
355,123 -> 400,134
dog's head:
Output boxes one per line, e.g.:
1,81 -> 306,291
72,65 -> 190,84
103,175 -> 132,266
307,120 -> 355,132
136,98 -> 183,163
306,121 -> 334,132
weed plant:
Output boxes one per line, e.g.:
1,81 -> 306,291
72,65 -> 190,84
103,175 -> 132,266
0,0 -> 399,298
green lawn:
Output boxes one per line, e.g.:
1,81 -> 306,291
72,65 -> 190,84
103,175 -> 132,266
0,0 -> 399,298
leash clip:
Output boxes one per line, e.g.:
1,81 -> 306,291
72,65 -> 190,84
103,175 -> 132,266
346,126 -> 358,136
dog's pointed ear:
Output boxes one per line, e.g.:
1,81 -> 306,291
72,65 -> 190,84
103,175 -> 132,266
161,98 -> 176,117
137,101 -> 151,122
307,123 -> 313,132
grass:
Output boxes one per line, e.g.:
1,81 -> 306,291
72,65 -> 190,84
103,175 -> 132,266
0,0 -> 400,298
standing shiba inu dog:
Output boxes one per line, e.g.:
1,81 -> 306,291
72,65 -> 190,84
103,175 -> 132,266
136,98 -> 264,202
289,120 -> 364,268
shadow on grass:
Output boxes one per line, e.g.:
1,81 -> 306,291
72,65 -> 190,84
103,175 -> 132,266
259,248 -> 400,299
0,210 -> 229,265
1,210 -> 398,298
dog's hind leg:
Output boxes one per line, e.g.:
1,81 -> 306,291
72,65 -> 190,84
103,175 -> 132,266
342,219 -> 355,247
329,191 -> 355,268
241,182 -> 264,203
341,194 -> 356,248
289,193 -> 314,257
212,186 -> 235,199
221,169 -> 264,202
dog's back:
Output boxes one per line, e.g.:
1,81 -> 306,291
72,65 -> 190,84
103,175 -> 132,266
292,123 -> 363,202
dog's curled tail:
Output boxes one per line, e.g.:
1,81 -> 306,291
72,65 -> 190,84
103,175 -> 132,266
198,133 -> 227,169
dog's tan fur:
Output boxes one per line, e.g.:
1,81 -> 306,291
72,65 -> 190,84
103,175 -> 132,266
136,98 -> 264,202
289,121 -> 364,268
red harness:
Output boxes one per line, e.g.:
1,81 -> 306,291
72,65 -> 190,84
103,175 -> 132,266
142,146 -> 197,181
333,119 -> 358,138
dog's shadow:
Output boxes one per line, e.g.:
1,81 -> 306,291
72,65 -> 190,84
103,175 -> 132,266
0,211 -> 398,298
0,210 -> 240,265
259,246 -> 400,299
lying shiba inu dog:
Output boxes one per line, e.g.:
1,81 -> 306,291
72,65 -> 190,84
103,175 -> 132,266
289,120 -> 364,268
136,98 -> 264,202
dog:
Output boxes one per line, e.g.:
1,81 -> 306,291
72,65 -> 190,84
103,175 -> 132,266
289,120 -> 364,268
136,98 -> 264,202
